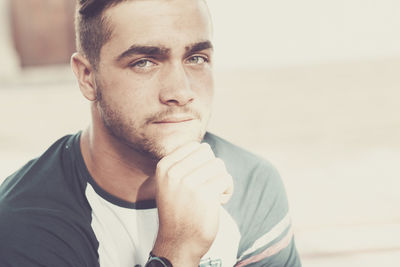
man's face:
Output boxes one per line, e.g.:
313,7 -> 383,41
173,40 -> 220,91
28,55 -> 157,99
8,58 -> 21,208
94,0 -> 214,159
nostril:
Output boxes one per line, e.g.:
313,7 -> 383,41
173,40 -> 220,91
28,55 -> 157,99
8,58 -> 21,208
159,88 -> 195,106
165,99 -> 180,105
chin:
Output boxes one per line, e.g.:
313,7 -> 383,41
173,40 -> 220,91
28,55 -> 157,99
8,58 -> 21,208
166,132 -> 203,153
155,130 -> 204,157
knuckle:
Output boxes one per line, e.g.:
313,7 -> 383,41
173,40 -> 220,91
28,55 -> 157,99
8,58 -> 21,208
214,158 -> 226,169
181,176 -> 194,188
165,167 -> 177,180
156,159 -> 167,174
200,143 -> 213,154
156,159 -> 179,184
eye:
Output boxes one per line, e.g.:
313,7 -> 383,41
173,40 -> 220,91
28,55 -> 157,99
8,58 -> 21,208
185,55 -> 208,65
130,59 -> 156,69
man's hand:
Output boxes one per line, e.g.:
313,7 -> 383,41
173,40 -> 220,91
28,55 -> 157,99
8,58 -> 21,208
152,142 -> 233,267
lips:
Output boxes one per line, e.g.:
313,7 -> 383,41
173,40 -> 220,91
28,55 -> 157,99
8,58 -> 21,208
153,116 -> 195,124
146,109 -> 202,125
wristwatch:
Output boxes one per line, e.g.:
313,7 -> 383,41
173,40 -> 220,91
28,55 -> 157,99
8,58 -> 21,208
144,252 -> 173,267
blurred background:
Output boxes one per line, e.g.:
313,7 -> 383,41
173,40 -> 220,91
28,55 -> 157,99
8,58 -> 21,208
0,0 -> 399,266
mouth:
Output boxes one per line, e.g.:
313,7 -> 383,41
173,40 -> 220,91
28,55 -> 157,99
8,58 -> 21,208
153,117 -> 195,124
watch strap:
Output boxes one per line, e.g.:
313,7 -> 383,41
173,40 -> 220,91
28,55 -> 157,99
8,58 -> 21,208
145,252 -> 173,267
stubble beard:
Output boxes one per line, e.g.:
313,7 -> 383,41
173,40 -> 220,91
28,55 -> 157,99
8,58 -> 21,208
96,88 -> 208,160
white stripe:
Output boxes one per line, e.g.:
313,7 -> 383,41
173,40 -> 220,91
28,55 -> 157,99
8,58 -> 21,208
85,184 -> 159,266
238,212 -> 291,261
235,226 -> 294,267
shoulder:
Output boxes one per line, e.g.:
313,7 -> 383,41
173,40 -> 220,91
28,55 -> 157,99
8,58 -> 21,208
0,133 -> 92,220
204,133 -> 301,266
203,132 -> 281,193
0,202 -> 99,266
204,132 -> 277,175
204,132 -> 288,232
0,133 -> 99,266
0,133 -> 88,209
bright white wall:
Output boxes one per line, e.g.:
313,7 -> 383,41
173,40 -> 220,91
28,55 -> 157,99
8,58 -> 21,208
208,0 -> 400,69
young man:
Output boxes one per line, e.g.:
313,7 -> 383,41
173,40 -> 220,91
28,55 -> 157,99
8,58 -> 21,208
0,0 -> 301,266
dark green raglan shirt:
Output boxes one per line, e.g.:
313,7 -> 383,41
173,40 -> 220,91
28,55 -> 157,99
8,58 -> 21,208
0,132 -> 301,267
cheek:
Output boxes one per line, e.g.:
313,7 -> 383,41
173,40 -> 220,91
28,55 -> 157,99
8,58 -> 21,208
99,72 -> 158,111
191,69 -> 214,101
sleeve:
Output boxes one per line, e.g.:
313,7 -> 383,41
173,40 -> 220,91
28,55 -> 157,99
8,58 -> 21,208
0,205 -> 100,267
233,161 -> 302,267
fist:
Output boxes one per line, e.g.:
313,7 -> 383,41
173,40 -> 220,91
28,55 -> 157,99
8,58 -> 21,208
152,142 -> 233,266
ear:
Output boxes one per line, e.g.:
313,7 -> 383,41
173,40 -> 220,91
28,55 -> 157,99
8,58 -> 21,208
71,52 -> 97,101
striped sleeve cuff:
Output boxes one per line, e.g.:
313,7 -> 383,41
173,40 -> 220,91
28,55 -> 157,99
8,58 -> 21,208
235,213 -> 294,266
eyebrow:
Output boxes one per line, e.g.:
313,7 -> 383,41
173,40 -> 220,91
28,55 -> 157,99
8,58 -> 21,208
116,40 -> 213,62
116,45 -> 170,62
185,41 -> 214,56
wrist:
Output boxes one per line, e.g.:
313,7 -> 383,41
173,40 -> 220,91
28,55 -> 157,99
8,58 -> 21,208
152,241 -> 202,267
145,252 -> 173,267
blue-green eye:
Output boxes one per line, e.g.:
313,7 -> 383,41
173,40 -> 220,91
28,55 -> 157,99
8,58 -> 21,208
131,59 -> 155,68
186,56 -> 208,65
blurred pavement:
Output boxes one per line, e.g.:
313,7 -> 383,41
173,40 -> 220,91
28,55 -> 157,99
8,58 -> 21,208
1,59 -> 399,266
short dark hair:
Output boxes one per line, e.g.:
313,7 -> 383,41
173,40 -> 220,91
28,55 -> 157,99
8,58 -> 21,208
75,0 -> 126,69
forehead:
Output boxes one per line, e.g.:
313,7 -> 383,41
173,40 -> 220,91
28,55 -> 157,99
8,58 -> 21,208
102,0 -> 212,55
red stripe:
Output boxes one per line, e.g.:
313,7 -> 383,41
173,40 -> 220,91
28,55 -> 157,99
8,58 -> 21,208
235,227 -> 294,267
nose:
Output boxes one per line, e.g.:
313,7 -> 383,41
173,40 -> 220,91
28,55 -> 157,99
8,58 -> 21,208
159,63 -> 195,106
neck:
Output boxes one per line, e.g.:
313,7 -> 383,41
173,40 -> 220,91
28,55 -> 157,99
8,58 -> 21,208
80,120 -> 158,203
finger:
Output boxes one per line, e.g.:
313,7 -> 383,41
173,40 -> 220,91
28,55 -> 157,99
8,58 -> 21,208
181,157 -> 226,186
221,180 -> 234,204
168,143 -> 215,181
203,172 -> 234,204
220,193 -> 232,205
156,142 -> 200,177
